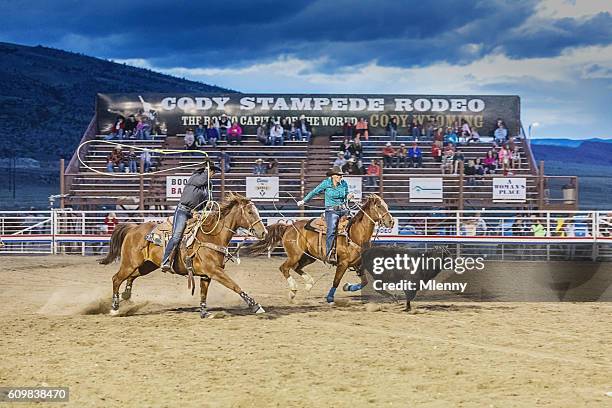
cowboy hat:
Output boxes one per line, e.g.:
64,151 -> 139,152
196,160 -> 222,173
326,166 -> 345,176
255,158 -> 263,163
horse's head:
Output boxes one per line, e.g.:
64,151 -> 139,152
223,192 -> 267,239
363,194 -> 394,228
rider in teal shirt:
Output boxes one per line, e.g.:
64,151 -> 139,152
298,166 -> 353,261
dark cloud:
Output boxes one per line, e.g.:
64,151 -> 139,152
0,0 -> 610,71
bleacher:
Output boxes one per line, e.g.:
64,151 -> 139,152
64,126 -> 573,211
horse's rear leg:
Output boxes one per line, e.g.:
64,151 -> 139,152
294,255 -> 316,292
121,261 -> 157,300
111,259 -> 140,314
210,267 -> 265,314
280,241 -> 306,300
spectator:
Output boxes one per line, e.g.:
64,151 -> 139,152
411,122 -> 420,140
343,120 -> 355,139
104,212 -> 118,235
464,159 -> 476,185
228,122 -> 243,145
386,117 -> 398,141
494,121 -> 508,143
440,146 -> 454,174
253,159 -> 267,175
184,128 -> 197,150
483,150 -> 497,174
531,218 -> 546,237
106,146 -> 125,172
141,148 -> 153,172
366,159 -> 381,187
396,143 -> 407,167
124,115 -> 137,138
206,122 -> 220,147
267,158 -> 279,176
282,118 -> 294,141
107,117 -> 125,140
382,142 -> 396,168
467,128 -> 480,143
295,115 -> 312,142
333,152 -> 347,168
425,122 -> 435,139
127,148 -> 138,173
219,148 -> 231,173
355,117 -> 369,140
452,148 -> 465,174
348,137 -> 363,159
195,124 -> 206,146
134,118 -> 145,140
511,145 -> 521,169
256,123 -> 268,145
408,142 -> 423,168
434,128 -> 444,145
218,114 -> 231,140
446,126 -> 458,145
498,144 -> 510,175
431,143 -> 442,163
269,122 -> 284,146
356,159 -> 366,175
474,157 -> 485,178
460,119 -> 472,143
339,137 -> 352,159
342,157 -> 360,175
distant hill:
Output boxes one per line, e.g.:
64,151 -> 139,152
0,42 -> 231,161
530,138 -> 612,148
532,141 -> 612,167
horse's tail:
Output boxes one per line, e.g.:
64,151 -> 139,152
98,223 -> 135,265
243,223 -> 290,256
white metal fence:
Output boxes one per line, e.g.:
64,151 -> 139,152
1,209 -> 612,260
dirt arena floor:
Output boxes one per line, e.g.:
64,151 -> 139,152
0,256 -> 610,407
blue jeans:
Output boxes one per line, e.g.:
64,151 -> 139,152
162,204 -> 193,264
297,129 -> 311,142
129,160 -> 138,173
325,208 -> 348,257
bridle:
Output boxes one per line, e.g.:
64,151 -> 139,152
353,197 -> 392,228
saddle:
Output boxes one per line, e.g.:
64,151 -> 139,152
304,215 -> 350,258
145,212 -> 203,249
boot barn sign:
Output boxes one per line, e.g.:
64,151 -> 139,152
96,93 -> 520,137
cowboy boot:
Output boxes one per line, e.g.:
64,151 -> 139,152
161,247 -> 177,273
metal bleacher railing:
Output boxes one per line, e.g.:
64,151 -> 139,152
1,209 -> 611,261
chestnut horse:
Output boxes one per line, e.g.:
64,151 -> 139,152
99,193 -> 267,317
245,194 -> 394,303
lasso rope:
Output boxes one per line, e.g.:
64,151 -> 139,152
77,139 -> 210,178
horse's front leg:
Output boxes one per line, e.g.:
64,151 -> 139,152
209,266 -> 265,314
327,261 -> 350,304
199,275 -> 212,318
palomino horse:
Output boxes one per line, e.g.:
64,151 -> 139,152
99,193 -> 268,317
245,194 -> 394,303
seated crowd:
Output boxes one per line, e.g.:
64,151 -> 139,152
105,113 -> 160,141
106,146 -> 153,173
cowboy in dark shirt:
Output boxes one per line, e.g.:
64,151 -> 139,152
161,161 -> 222,272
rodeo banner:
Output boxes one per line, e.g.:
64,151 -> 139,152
96,93 -> 520,137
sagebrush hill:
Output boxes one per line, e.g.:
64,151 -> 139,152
0,42 -> 230,160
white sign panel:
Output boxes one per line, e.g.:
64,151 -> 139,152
166,176 -> 190,199
493,177 -> 526,201
410,178 -> 443,202
246,176 -> 280,200
344,176 -> 363,199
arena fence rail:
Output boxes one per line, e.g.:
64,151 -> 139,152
1,209 -> 611,261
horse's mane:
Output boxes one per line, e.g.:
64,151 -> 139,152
200,192 -> 250,230
347,194 -> 380,231
218,191 -> 250,216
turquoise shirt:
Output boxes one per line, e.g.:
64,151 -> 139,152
304,178 -> 349,208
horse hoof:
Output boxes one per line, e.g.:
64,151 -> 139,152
288,290 -> 297,300
342,283 -> 351,292
254,305 -> 266,314
109,309 -> 119,316
304,283 -> 313,292
121,291 -> 131,301
200,311 -> 212,319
